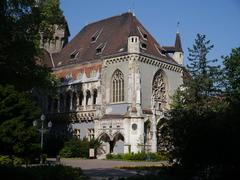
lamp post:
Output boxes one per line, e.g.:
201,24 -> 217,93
33,114 -> 52,164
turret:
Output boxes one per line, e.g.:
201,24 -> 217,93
173,32 -> 184,65
128,36 -> 140,53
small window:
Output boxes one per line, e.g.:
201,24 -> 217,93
137,26 -> 148,40
74,129 -> 81,139
132,123 -> 137,130
96,42 -> 106,55
91,28 -> 103,43
143,34 -> 148,39
88,129 -> 94,140
70,50 -> 79,60
141,43 -> 147,49
96,47 -> 102,54
91,36 -> 97,42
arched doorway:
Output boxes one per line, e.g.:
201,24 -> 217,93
98,132 -> 125,154
98,133 -> 111,154
113,132 -> 124,154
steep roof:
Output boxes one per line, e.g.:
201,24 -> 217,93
175,32 -> 183,52
52,12 -> 178,67
162,32 -> 183,53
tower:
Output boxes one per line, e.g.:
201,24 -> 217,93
128,36 -> 140,53
173,32 -> 184,65
40,19 -> 70,54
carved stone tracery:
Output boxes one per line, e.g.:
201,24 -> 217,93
152,71 -> 166,104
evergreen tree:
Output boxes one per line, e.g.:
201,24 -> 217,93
223,47 -> 240,101
0,85 -> 40,163
161,34 -> 228,178
186,34 -> 221,107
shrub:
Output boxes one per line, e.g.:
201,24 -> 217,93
0,155 -> 25,166
60,138 -> 81,158
0,165 -> 84,180
0,156 -> 12,166
60,137 -> 102,158
12,157 -> 24,166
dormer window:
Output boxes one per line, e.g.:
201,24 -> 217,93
137,26 -> 148,40
143,34 -> 148,39
70,50 -> 79,60
91,36 -> 96,42
96,42 -> 106,55
96,47 -> 102,54
154,43 -> 166,56
91,28 -> 103,43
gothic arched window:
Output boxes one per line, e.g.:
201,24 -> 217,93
112,69 -> 124,102
152,70 -> 166,109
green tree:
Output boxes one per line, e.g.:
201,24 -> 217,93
223,47 -> 240,101
186,33 -> 221,107
0,85 -> 40,164
162,34 -> 229,178
222,48 -> 240,174
0,0 -> 65,164
0,0 -> 64,92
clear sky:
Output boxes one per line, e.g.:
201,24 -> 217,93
60,0 -> 240,65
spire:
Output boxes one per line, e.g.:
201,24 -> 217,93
175,32 -> 183,52
176,22 -> 179,33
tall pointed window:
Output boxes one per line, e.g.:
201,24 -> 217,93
112,69 -> 124,102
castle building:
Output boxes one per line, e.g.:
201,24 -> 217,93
42,12 -> 184,155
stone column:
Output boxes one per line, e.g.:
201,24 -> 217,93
90,90 -> 93,109
123,118 -> 130,153
83,91 -> 86,110
151,109 -> 157,152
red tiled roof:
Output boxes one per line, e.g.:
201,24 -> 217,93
52,12 -> 178,67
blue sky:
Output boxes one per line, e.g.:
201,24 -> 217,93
60,0 -> 240,65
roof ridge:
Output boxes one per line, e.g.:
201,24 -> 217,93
85,12 -> 133,28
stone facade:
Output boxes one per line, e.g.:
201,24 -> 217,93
43,12 -> 184,156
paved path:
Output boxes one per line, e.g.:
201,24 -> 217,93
59,159 -> 168,179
